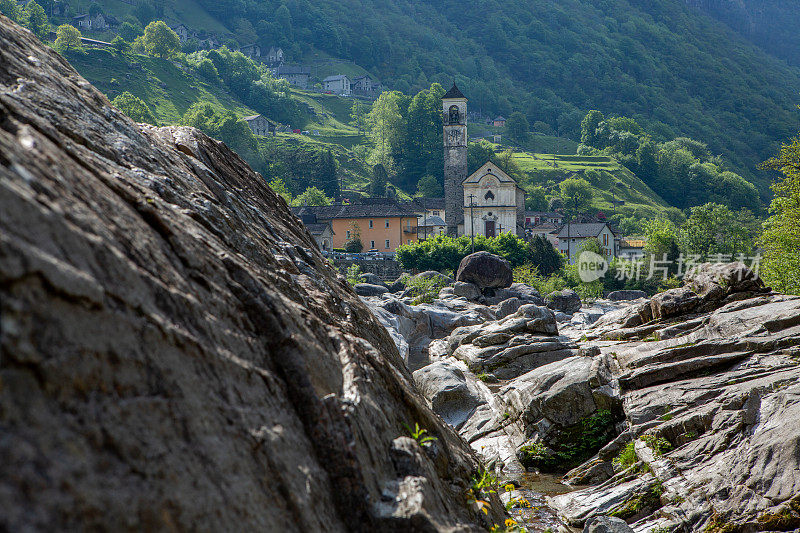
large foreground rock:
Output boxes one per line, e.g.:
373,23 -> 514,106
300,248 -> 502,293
0,17 -> 502,531
546,288 -> 582,314
456,251 -> 513,289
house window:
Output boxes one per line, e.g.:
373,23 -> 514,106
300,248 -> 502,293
385,220 -> 390,228
603,233 -> 609,246
484,191 -> 495,201
385,240 -> 390,249
370,240 -> 375,249
369,220 -> 374,228
346,230 -> 351,239
432,210 -> 440,216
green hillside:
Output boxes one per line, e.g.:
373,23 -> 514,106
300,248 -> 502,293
142,0 -> 800,194
511,152 -> 669,219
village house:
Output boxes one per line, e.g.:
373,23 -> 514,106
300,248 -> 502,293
266,47 -> 285,67
352,75 -> 381,96
525,211 -> 564,227
197,35 -> 220,50
493,116 -> 506,127
242,114 -> 276,136
238,43 -> 261,59
323,74 -> 351,95
403,197 -> 445,240
292,199 -> 419,253
296,214 -> 335,251
71,13 -> 109,31
170,23 -> 193,43
275,65 -> 311,89
557,222 -> 620,263
527,222 -> 561,247
619,238 -> 647,260
417,216 -> 447,240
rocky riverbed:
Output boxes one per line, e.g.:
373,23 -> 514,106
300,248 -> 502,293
365,261 -> 800,532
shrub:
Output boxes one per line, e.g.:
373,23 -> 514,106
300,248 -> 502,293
345,264 -> 362,285
403,273 -> 447,305
344,238 -> 363,253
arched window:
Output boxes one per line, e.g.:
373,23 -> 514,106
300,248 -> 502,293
448,105 -> 460,125
484,191 -> 495,201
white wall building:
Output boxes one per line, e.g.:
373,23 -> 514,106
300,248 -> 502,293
461,162 -> 525,238
557,223 -> 619,263
323,75 -> 351,95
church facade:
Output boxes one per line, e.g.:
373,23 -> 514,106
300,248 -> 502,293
461,162 -> 525,238
442,83 -> 525,238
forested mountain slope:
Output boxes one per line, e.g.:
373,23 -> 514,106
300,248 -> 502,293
683,0 -> 800,67
159,0 -> 800,190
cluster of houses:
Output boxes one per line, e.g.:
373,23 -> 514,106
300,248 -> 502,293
291,195 -> 644,262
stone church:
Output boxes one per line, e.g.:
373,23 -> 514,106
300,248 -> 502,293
442,84 -> 525,238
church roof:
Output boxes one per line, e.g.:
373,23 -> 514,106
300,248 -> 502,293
443,83 -> 466,100
462,161 -> 521,188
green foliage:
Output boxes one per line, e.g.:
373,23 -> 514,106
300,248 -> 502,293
525,186 -> 547,211
505,111 -> 529,144
559,178 -> 593,215
369,163 -> 388,197
760,136 -> 800,295
519,410 -> 617,472
344,238 -> 363,253
54,24 -> 83,54
118,21 -> 144,42
112,91 -> 156,125
609,480 -> 664,520
639,434 -> 673,457
396,233 -> 535,273
142,20 -> 180,59
581,111 -> 761,212
0,0 -> 21,22
291,186 -> 332,207
268,176 -> 292,203
402,274 -> 448,305
404,422 -> 438,447
23,1 -> 48,40
345,264 -> 362,285
111,36 -> 131,53
417,174 -> 442,198
613,441 -> 638,470
182,101 -> 257,155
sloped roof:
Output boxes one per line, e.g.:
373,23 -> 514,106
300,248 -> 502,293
493,116 -> 506,121
323,74 -> 350,82
526,211 -> 564,218
418,216 -> 446,227
442,83 -> 466,100
463,161 -> 519,186
292,202 -> 417,219
305,223 -> 333,235
404,197 -> 445,211
557,223 -> 616,238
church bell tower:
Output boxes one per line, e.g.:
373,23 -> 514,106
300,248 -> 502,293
442,83 -> 468,236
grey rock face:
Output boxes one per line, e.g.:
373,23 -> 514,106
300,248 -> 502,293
606,290 -> 647,301
416,270 -> 455,285
649,286 -> 699,319
495,297 -> 523,319
447,305 -> 575,380
550,294 -> 800,531
453,281 -> 482,300
546,288 -> 582,314
354,282 -> 390,296
582,516 -> 634,533
360,272 -> 388,287
0,18 -> 501,532
506,283 -> 543,304
456,252 -> 513,289
388,277 -> 407,293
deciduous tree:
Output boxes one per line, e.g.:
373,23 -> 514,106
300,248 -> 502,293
142,20 -> 180,59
